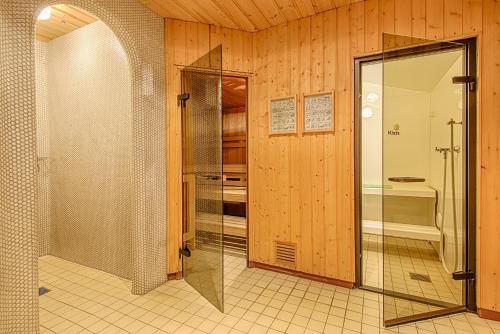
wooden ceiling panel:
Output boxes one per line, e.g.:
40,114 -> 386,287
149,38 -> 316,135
35,5 -> 98,42
140,0 -> 365,32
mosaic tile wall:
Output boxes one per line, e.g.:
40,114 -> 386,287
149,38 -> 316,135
35,40 -> 50,257
0,1 -> 166,333
46,20 -> 133,280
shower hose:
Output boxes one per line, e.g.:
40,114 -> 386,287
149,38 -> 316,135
437,122 -> 459,275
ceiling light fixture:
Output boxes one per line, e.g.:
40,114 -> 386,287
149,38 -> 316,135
366,92 -> 379,103
38,7 -> 52,21
362,107 -> 373,119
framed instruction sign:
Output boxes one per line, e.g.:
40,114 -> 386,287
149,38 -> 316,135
303,91 -> 334,133
269,96 -> 297,135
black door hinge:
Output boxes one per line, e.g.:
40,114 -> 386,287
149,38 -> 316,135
452,76 -> 476,92
178,93 -> 190,107
179,246 -> 191,258
452,270 -> 475,280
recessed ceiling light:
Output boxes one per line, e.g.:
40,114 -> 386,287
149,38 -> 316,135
362,107 -> 373,119
38,7 -> 52,21
366,92 -> 379,103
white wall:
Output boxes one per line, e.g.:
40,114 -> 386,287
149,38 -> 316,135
361,63 -> 432,187
383,86 -> 431,184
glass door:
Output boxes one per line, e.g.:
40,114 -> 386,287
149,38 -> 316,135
181,45 -> 224,311
382,34 -> 475,326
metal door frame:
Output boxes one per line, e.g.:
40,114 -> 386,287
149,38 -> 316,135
354,37 -> 477,326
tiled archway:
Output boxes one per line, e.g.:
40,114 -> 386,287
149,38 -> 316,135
0,1 -> 166,332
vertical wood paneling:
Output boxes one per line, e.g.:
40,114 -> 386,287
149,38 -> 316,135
480,0 -> 500,313
351,2 -> 365,54
380,0 -> 395,34
463,0 -> 482,34
165,2 -> 500,315
380,0 -> 395,48
336,4 -> 354,281
166,19 -> 183,274
288,19 -> 301,251
249,29 -> 268,262
298,17 -> 313,273
395,0 -> 411,36
310,13 -> 325,275
411,0 -> 427,38
364,0 -> 380,51
394,0 -> 412,46
444,0 -> 463,38
426,0 -> 444,39
323,9 -> 338,279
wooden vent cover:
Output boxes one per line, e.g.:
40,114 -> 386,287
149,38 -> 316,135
275,241 -> 296,267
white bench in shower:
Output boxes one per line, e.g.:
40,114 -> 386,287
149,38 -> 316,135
362,219 -> 441,242
362,184 -> 440,241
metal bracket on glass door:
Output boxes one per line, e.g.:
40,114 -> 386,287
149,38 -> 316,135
179,246 -> 191,258
452,271 -> 474,280
452,76 -> 476,92
178,93 -> 190,107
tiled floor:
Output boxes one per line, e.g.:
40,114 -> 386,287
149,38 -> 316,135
39,255 -> 499,334
362,234 -> 462,305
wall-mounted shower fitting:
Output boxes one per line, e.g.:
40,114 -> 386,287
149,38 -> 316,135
436,118 -> 463,275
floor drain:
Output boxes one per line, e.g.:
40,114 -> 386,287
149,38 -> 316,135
39,287 -> 50,296
409,272 -> 432,283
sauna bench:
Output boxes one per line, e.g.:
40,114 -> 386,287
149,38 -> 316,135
198,186 -> 247,203
197,213 -> 247,238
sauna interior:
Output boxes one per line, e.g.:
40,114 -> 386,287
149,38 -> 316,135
3,0 -> 500,333
222,76 -> 248,257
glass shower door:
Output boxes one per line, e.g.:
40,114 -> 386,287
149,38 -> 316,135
382,34 -> 472,326
181,45 -> 224,311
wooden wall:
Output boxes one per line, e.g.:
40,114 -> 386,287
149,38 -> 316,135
248,0 -> 483,283
165,19 -> 253,274
249,10 -> 354,282
166,0 -> 500,314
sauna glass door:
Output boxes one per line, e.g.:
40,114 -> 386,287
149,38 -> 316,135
181,45 -> 224,311
382,34 -> 472,326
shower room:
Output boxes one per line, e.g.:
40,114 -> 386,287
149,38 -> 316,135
359,47 -> 467,309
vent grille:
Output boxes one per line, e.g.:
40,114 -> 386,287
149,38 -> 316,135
409,272 -> 432,283
275,241 -> 296,267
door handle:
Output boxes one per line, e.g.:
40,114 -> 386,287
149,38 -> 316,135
200,175 -> 221,181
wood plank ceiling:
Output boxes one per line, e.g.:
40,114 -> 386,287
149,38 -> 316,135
36,5 -> 98,42
139,0 -> 364,32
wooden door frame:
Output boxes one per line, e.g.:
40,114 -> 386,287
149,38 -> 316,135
353,37 -> 478,326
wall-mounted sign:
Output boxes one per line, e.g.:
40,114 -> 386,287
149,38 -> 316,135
387,123 -> 400,136
303,91 -> 334,133
269,96 -> 297,135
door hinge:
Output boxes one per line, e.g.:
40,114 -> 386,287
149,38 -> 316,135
452,270 -> 475,280
177,93 -> 190,107
452,76 -> 476,92
179,246 -> 191,258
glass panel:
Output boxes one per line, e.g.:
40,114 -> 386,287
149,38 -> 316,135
182,45 -> 224,311
382,34 -> 467,325
360,60 -> 383,290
